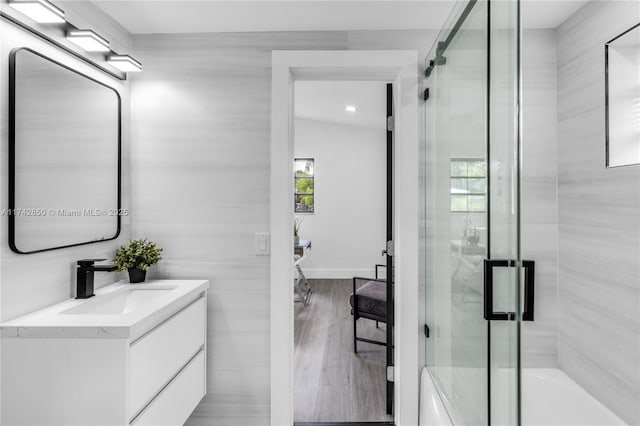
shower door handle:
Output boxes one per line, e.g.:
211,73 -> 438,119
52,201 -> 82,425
522,260 -> 535,321
483,259 -> 516,321
483,259 -> 535,321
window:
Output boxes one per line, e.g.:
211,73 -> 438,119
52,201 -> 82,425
295,158 -> 314,213
450,159 -> 486,212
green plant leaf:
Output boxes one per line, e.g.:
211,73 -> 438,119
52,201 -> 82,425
113,238 -> 163,272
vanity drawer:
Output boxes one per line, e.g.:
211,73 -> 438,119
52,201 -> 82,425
131,349 -> 205,426
129,296 -> 205,418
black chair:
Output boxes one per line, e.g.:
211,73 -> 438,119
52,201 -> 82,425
349,264 -> 387,353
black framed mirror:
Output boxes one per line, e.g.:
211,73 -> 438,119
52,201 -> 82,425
9,47 -> 121,254
605,22 -> 640,168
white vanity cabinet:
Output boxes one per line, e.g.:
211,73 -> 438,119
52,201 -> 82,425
0,280 -> 208,426
130,296 -> 206,424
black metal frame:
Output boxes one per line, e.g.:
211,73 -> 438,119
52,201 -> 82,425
351,263 -> 389,353
483,259 -> 535,322
384,83 -> 394,416
604,22 -> 640,168
352,263 -> 389,352
8,47 -> 122,254
483,259 -> 516,320
521,260 -> 535,321
424,0 -> 479,78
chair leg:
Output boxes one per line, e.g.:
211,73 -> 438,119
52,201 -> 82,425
353,315 -> 358,353
353,278 -> 358,353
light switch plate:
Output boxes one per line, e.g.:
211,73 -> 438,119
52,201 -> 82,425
255,232 -> 270,256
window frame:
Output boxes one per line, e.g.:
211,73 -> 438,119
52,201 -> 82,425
450,158 -> 486,213
294,157 -> 315,213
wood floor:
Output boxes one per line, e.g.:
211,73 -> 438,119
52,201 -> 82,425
294,279 -> 393,423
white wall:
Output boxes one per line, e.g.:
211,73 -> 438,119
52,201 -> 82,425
0,1 -> 132,322
557,1 -> 640,424
521,29 -> 559,368
130,29 -> 435,426
294,117 -> 386,279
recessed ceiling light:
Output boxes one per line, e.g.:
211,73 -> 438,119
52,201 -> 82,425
107,54 -> 143,72
66,29 -> 110,52
8,0 -> 65,24
344,105 -> 358,113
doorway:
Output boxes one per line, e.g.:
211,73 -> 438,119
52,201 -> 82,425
292,80 -> 391,423
270,50 -> 419,426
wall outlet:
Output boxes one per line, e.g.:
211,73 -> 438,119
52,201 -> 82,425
255,232 -> 270,256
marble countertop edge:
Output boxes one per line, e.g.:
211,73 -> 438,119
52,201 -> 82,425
1,279 -> 209,339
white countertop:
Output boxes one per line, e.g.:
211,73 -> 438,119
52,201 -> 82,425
1,279 -> 209,340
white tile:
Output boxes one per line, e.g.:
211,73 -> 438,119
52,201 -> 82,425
521,29 -> 559,368
557,2 -> 640,424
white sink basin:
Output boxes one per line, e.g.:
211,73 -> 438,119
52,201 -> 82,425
1,279 -> 209,339
61,285 -> 178,315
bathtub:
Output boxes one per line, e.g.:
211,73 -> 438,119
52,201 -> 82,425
522,369 -> 626,426
420,367 -> 453,426
420,367 -> 627,426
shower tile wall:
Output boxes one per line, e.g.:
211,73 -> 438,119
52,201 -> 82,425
521,29 -> 559,368
557,1 -> 640,424
130,29 -> 435,426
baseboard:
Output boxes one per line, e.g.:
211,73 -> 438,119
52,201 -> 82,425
302,268 -> 377,279
294,423 -> 394,426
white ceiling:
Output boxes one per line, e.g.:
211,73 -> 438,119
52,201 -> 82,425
92,1 -> 456,34
90,0 -> 590,129
91,0 -> 589,34
295,81 -> 387,130
521,0 -> 588,29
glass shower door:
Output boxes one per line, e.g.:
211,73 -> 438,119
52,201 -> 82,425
486,1 -> 521,424
424,1 -> 490,424
424,0 -> 521,424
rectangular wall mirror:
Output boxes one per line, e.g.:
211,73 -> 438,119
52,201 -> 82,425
9,47 -> 121,254
606,23 -> 640,168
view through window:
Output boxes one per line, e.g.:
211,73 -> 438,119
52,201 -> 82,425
295,158 -> 314,213
450,159 -> 486,213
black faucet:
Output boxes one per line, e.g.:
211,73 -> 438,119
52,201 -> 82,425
76,259 -> 117,299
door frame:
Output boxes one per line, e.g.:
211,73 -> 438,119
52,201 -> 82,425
270,50 -> 419,426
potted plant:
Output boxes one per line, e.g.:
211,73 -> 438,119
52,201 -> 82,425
294,217 -> 303,245
113,239 -> 163,283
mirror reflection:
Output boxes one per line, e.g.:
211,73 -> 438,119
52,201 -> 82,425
10,48 -> 121,254
606,23 -> 640,167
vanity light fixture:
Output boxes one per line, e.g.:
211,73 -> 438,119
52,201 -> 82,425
8,0 -> 65,24
344,105 -> 358,113
107,54 -> 143,72
66,29 -> 110,52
